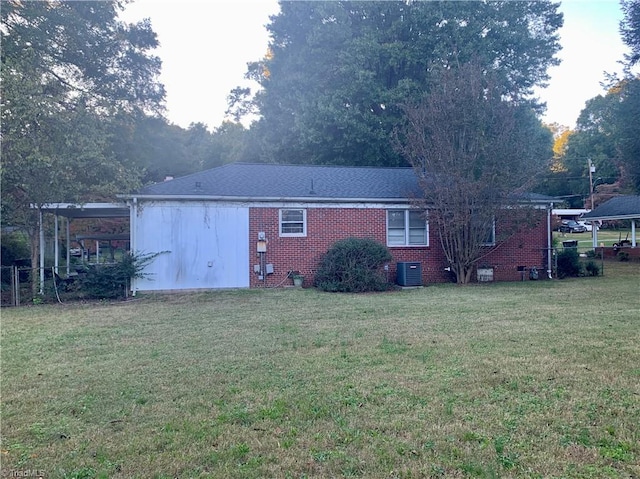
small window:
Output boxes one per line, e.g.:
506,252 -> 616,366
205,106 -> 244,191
387,210 -> 428,246
280,209 -> 306,237
472,216 -> 496,246
482,219 -> 496,246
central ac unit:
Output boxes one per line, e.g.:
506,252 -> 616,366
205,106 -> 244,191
397,262 -> 422,286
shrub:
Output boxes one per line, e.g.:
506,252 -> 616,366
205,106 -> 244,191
1,232 -> 30,284
556,248 -> 582,279
617,251 -> 630,262
314,238 -> 392,292
71,251 -> 162,299
584,260 -> 600,277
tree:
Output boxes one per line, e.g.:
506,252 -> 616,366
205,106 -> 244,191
617,0 -> 640,192
1,0 -> 165,292
613,77 -> 640,192
231,1 -> 562,166
396,61 -> 553,284
548,78 -> 640,201
621,0 -> 640,66
553,94 -> 620,206
202,121 -> 253,170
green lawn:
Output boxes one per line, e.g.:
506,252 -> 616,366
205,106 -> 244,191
2,261 -> 639,478
554,229 -> 634,250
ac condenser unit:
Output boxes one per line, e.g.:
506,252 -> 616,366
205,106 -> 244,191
396,262 -> 422,287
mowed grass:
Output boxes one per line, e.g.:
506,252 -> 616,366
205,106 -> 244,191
2,262 -> 639,478
554,229 -> 634,250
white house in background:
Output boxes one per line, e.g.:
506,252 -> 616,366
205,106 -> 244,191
552,208 -> 590,221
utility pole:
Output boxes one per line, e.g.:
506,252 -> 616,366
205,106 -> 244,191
588,159 -> 596,248
588,159 -> 595,210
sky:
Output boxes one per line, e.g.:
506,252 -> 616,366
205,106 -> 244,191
120,0 -> 631,131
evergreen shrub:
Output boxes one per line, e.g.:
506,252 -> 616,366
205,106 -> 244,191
556,248 -> 582,279
314,238 -> 392,293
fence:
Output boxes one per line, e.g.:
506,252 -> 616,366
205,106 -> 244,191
1,266 -> 34,306
1,265 -> 131,307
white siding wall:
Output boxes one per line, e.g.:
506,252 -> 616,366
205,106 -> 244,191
133,202 -> 249,290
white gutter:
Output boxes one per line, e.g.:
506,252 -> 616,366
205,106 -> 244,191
118,194 -> 554,208
582,214 -> 640,221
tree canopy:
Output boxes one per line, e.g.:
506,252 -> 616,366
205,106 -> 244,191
1,1 -> 166,215
621,0 -> 640,66
1,0 -> 166,288
232,0 -> 562,166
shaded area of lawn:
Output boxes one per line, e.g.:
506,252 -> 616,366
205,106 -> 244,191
2,261 -> 639,478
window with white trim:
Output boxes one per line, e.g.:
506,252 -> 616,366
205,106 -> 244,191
387,210 -> 428,246
481,219 -> 496,246
279,209 -> 307,236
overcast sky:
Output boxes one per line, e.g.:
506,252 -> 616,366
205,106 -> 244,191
121,0 -> 631,131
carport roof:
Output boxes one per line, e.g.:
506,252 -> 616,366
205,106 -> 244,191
581,195 -> 640,221
38,203 -> 129,219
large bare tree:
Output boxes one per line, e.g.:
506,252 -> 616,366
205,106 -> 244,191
397,61 -> 552,283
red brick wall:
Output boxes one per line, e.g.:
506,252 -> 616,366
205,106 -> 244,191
249,206 -> 549,287
480,214 -> 549,281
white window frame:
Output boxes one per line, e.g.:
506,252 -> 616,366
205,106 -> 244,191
481,219 -> 496,246
279,209 -> 307,237
386,209 -> 428,247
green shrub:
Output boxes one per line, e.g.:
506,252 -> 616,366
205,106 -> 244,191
314,238 -> 392,293
1,232 -> 31,284
556,248 -> 582,279
1,231 -> 30,265
617,251 -> 630,262
584,260 -> 600,277
73,251 -> 162,299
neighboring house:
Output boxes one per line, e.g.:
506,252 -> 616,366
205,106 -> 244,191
122,163 -> 553,292
553,208 -> 591,228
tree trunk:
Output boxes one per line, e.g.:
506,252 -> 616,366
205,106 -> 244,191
28,226 -> 40,298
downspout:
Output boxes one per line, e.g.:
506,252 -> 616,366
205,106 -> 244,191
547,202 -> 553,279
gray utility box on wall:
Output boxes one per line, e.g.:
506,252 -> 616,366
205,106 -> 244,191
396,262 -> 422,286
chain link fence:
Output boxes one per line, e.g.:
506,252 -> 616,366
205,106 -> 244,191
1,265 -> 132,307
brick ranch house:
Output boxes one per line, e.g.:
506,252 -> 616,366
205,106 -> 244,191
121,163 -> 554,292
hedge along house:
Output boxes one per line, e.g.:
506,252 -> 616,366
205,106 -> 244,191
122,163 -> 554,293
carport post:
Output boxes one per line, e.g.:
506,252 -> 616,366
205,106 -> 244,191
54,214 -> 59,275
66,218 -> 71,276
39,208 -> 44,294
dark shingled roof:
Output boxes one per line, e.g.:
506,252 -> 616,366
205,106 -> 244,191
135,163 -> 422,200
581,195 -> 640,220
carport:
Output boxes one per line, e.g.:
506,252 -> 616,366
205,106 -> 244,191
582,195 -> 640,248
37,203 -> 130,291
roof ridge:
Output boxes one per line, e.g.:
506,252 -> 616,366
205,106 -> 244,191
228,162 -> 414,170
